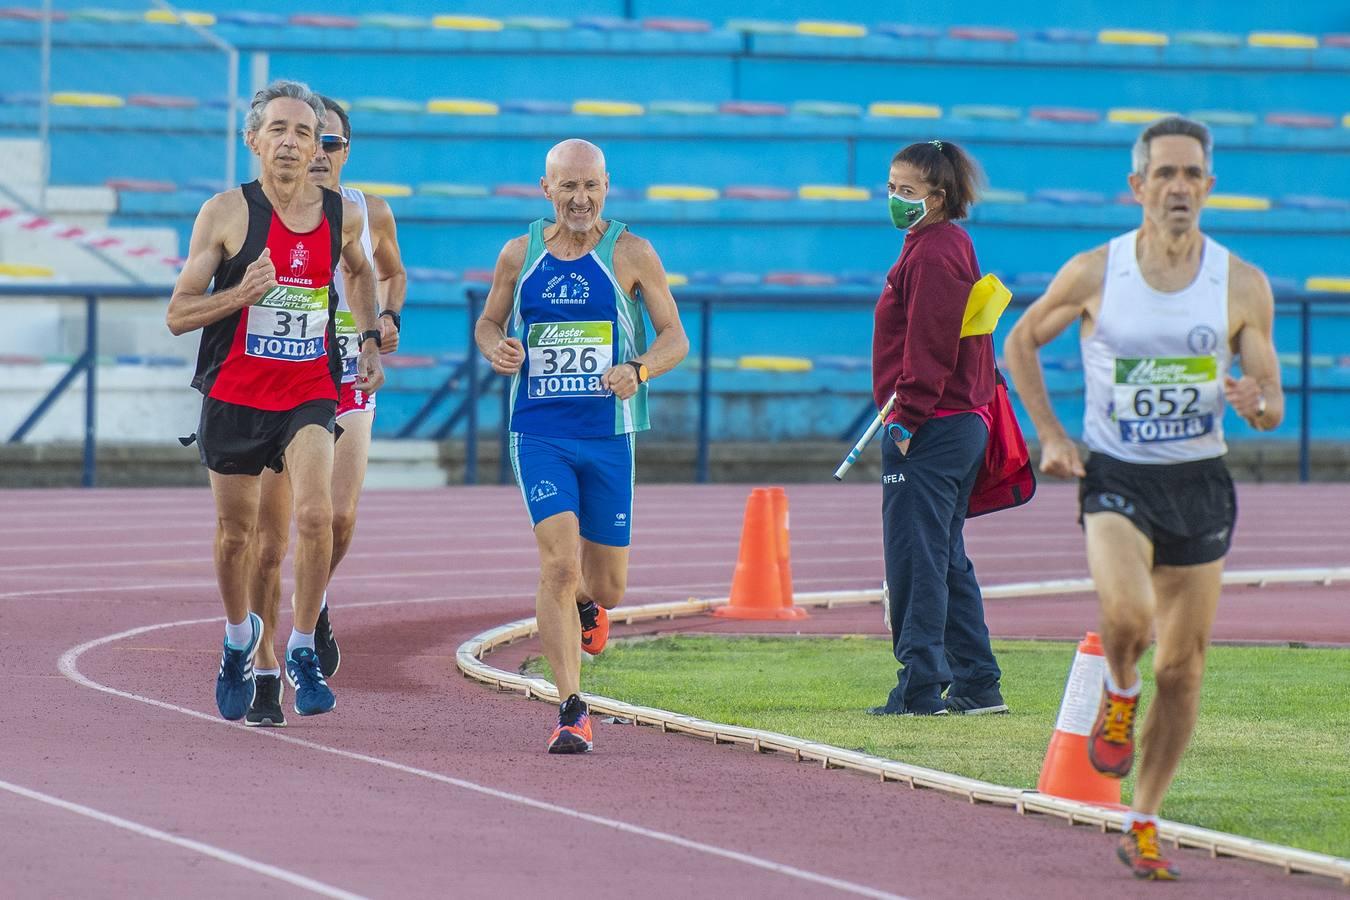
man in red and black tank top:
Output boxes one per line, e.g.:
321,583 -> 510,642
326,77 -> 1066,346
167,79 -> 384,722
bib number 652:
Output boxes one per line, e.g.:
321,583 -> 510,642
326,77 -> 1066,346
1132,386 -> 1200,418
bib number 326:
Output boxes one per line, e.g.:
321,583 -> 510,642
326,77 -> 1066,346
526,320 -> 612,398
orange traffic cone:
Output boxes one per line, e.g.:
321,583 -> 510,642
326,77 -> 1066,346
713,488 -> 807,620
766,486 -> 807,619
1037,632 -> 1124,808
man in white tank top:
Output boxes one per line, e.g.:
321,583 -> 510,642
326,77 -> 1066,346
245,96 -> 407,726
1004,117 -> 1284,880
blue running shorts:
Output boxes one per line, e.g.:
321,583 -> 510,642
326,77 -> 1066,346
509,432 -> 635,547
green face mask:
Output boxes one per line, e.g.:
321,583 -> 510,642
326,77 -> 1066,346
889,193 -> 929,229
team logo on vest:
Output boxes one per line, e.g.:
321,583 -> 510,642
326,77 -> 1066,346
290,243 -> 310,276
1187,325 -> 1219,355
541,272 -> 590,305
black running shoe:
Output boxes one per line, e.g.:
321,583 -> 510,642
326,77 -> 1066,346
945,685 -> 1010,716
315,605 -> 340,678
245,673 -> 286,727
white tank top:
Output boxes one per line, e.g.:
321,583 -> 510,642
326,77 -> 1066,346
1081,229 -> 1230,463
333,185 -> 375,382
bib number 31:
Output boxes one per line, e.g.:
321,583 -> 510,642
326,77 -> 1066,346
246,284 -> 329,362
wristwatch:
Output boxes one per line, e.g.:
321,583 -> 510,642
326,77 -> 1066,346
378,309 -> 401,332
626,360 -> 650,384
359,329 -> 382,350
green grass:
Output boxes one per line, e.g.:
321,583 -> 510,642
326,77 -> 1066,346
527,636 -> 1350,858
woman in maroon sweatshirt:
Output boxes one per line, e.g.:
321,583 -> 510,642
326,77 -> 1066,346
869,140 -> 1007,717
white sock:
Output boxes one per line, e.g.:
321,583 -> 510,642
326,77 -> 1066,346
321,591 -> 328,611
255,667 -> 281,679
1124,811 -> 1157,832
287,628 -> 315,659
224,617 -> 253,650
1105,666 -> 1142,697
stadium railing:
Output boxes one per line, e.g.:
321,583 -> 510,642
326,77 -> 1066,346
4,284 -> 1347,486
455,286 -> 1350,484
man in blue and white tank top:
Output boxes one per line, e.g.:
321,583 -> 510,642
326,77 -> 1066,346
476,139 -> 689,754
1005,118 -> 1284,880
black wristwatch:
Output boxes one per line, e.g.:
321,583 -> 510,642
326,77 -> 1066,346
378,309 -> 401,332
626,360 -> 650,384
359,329 -> 382,350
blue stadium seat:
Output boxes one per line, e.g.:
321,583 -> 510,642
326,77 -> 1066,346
1280,195 -> 1350,212
500,99 -> 570,115
716,273 -> 763,287
1033,28 -> 1093,44
1034,188 -> 1106,206
216,11 -> 285,27
576,16 -> 642,31
876,24 -> 941,40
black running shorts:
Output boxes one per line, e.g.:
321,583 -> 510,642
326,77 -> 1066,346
1078,452 -> 1236,567
191,397 -> 336,476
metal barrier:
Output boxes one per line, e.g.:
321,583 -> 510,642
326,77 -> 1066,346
5,285 -> 1348,487
452,287 -> 1350,484
4,284 -> 171,487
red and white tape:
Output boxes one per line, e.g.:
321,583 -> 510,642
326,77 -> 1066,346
0,205 -> 183,269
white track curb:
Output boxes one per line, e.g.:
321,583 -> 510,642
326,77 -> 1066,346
457,570 -> 1350,887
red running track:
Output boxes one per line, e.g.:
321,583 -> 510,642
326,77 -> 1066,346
0,482 -> 1346,898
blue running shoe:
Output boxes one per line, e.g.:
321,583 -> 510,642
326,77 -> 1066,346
286,646 -> 336,716
215,612 -> 262,721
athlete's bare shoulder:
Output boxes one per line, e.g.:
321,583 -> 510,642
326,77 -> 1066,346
196,188 -> 248,255
364,193 -> 395,227
1227,252 -> 1275,327
1060,243 -> 1108,290
198,188 -> 245,224
499,233 -> 529,268
1037,243 -> 1108,314
613,228 -> 659,266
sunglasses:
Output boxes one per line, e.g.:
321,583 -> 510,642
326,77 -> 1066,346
319,133 -> 348,153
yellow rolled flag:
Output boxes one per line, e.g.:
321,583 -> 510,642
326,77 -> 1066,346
960,274 -> 1012,337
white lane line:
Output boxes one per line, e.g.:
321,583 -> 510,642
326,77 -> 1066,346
58,613 -> 907,900
8,542 -> 1347,576
0,529 -> 1114,555
0,546 -> 887,575
0,573 -> 904,604
0,517 -> 876,539
0,779 -> 367,900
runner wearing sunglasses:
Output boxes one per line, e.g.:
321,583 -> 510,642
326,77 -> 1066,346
243,95 -> 408,727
